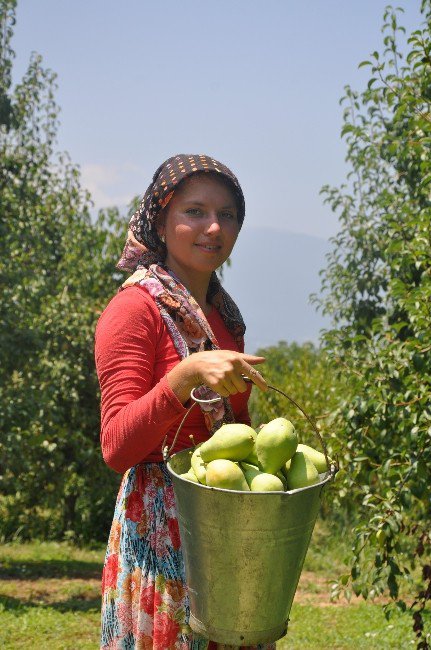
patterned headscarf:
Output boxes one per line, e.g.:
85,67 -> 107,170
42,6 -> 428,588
117,154 -> 247,433
117,153 -> 245,272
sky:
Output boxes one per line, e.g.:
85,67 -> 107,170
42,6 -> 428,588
12,0 -> 424,241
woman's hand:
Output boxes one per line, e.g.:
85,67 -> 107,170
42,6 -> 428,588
188,350 -> 267,396
166,350 -> 267,404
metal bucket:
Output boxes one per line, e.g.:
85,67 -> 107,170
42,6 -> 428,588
164,384 -> 337,646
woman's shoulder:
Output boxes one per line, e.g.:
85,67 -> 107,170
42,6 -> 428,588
95,285 -> 161,338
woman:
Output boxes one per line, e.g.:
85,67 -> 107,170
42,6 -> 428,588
95,154 -> 274,650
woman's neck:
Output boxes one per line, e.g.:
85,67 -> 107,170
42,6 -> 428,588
165,262 -> 212,315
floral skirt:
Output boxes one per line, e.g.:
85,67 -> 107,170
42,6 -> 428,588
100,462 -> 276,650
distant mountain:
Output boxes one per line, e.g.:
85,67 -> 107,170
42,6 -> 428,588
220,227 -> 331,353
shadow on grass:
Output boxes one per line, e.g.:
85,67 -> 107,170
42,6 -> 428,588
0,593 -> 101,614
0,559 -> 102,580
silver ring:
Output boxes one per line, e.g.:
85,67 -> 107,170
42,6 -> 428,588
190,387 -> 223,405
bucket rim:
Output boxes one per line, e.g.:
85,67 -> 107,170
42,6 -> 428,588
167,447 -> 335,495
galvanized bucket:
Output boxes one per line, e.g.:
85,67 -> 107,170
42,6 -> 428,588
163,383 -> 337,646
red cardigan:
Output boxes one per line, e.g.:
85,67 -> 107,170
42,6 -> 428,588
94,285 -> 251,473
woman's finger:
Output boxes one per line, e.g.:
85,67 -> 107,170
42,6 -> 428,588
214,383 -> 230,398
241,363 -> 268,391
241,354 -> 265,365
220,378 -> 239,396
229,372 -> 248,394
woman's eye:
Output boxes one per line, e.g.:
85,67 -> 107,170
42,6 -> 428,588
186,208 -> 202,216
220,211 -> 235,220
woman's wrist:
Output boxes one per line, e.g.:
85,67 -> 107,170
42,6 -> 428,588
166,356 -> 201,405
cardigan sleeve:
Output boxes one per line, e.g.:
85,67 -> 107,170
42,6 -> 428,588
94,287 -> 187,473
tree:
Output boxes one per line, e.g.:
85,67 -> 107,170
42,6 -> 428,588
0,0 -> 129,541
315,3 -> 431,645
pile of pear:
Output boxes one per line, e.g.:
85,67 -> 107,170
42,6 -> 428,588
179,418 -> 330,492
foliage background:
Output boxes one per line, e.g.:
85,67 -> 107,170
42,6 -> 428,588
0,0 -> 128,542
311,3 -> 431,644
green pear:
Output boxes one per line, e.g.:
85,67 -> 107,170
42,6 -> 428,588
243,444 -> 260,466
179,470 -> 199,483
250,473 -> 284,492
200,423 -> 256,463
191,444 -> 207,485
256,418 -> 298,474
190,442 -> 207,485
285,451 -> 319,490
240,461 -> 261,487
206,459 -> 250,491
243,424 -> 264,465
297,443 -> 330,474
281,458 -> 291,480
276,470 -> 287,490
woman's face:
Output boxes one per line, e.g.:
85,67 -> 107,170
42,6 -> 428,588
160,173 -> 240,280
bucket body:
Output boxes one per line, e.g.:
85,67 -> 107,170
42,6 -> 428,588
167,448 -> 332,646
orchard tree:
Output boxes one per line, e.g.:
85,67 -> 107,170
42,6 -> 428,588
0,0 -> 129,541
315,3 -> 431,645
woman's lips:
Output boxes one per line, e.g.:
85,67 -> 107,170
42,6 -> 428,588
194,243 -> 222,253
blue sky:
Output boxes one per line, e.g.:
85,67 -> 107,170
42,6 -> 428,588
12,1 -> 424,239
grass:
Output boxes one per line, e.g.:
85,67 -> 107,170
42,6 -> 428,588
0,541 -> 104,649
0,528 -> 425,649
280,603 -> 417,649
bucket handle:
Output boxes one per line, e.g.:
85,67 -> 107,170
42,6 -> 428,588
163,379 -> 336,476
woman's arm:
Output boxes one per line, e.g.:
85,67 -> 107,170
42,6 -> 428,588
95,288 -> 188,473
95,287 -> 266,473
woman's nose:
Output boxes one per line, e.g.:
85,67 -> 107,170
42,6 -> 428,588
205,214 -> 222,234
